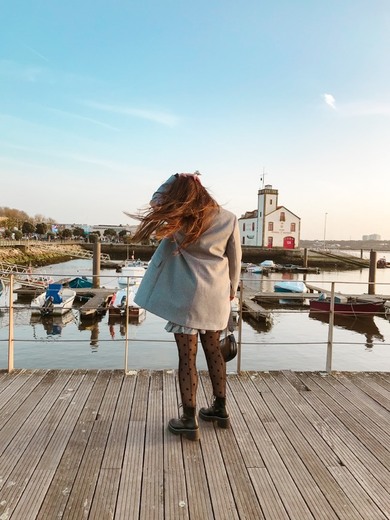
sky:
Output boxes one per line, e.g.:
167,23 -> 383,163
1,1 -> 390,240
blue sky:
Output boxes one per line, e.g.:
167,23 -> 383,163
1,0 -> 390,240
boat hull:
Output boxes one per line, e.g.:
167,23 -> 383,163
309,299 -> 384,317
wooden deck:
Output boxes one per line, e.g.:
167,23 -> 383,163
0,369 -> 389,519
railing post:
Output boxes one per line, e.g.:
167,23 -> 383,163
8,275 -> 14,372
236,278 -> 243,374
124,277 -> 130,374
326,281 -> 335,373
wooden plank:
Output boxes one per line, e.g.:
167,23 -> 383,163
140,370 -> 164,520
88,372 -> 137,519
35,370 -> 99,519
0,371 -> 388,520
241,372 -> 339,520
0,370 -> 80,517
162,369 -> 189,520
262,371 -> 367,519
115,370 -> 150,518
198,373 -> 240,520
297,373 -> 390,518
61,371 -> 121,520
228,374 -> 314,519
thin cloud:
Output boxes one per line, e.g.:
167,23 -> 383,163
0,59 -> 43,82
323,93 -> 336,109
84,100 -> 179,126
24,45 -> 49,63
342,101 -> 390,117
45,107 -> 120,131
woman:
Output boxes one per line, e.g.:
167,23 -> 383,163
131,172 -> 242,441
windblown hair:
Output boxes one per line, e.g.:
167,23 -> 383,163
129,175 -> 220,249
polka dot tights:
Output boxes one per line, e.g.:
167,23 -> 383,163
174,331 -> 226,408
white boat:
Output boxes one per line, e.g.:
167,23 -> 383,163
31,283 -> 76,316
118,261 -> 146,288
246,264 -> 263,274
274,281 -> 307,293
260,260 -> 275,268
109,286 -> 145,320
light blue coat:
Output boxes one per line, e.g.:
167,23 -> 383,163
134,206 -> 242,330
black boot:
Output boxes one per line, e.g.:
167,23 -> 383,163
199,397 -> 230,429
168,406 -> 200,441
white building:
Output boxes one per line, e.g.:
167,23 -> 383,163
238,184 -> 301,249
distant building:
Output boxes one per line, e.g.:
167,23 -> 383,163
238,184 -> 301,248
362,234 -> 381,241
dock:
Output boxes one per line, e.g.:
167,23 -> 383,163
241,284 -> 272,323
0,369 -> 389,519
76,288 -> 114,319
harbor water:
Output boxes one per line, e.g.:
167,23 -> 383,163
1,258 -> 390,372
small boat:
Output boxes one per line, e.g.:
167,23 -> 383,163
246,264 -> 262,274
68,276 -> 93,289
274,281 -> 306,293
31,283 -> 76,316
309,294 -> 384,317
118,260 -> 146,288
109,287 -> 145,320
377,257 -> 389,268
260,260 -> 275,268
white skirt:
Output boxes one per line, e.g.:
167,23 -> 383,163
165,321 -> 208,335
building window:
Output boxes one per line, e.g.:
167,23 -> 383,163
291,223 -> 296,232
280,212 -> 285,222
268,222 -> 274,231
243,223 -> 246,231
251,222 -> 255,231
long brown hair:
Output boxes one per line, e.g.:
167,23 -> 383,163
129,174 -> 219,249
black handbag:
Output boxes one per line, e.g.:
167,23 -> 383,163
220,310 -> 237,362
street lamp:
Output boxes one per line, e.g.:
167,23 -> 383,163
323,212 -> 328,250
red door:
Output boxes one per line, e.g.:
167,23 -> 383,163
283,236 -> 295,249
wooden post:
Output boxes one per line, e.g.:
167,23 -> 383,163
8,275 -> 14,372
368,250 -> 377,295
303,248 -> 308,268
92,241 -> 101,289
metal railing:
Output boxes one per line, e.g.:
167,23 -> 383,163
1,273 -> 390,374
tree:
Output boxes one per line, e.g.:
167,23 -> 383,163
103,229 -> 118,240
59,228 -> 72,239
35,222 -> 48,235
14,230 -> 22,240
22,221 -> 35,235
72,227 -> 85,238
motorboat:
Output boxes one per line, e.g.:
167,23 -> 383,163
309,294 -> 384,317
246,263 -> 263,274
67,276 -> 93,289
274,281 -> 307,293
31,283 -> 76,316
109,286 -> 145,320
118,260 -> 146,288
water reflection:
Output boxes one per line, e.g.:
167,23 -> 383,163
308,312 -> 384,349
30,311 -> 76,338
